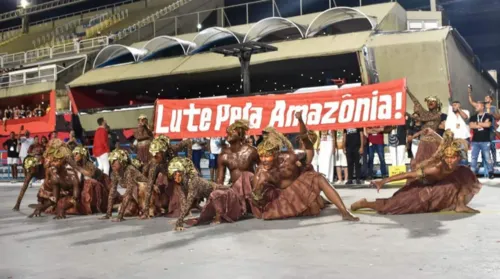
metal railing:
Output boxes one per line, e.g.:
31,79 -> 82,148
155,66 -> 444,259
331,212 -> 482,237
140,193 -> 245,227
113,0 -> 193,42
0,36 -> 109,68
0,64 -> 57,89
0,0 -> 141,33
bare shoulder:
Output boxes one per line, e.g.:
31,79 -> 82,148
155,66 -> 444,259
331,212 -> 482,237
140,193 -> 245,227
242,144 -> 258,155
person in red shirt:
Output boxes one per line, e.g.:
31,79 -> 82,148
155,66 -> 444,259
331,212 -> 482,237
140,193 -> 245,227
94,117 -> 110,175
365,127 -> 388,179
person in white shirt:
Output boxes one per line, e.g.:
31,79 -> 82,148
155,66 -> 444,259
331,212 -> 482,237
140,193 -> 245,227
208,137 -> 223,181
191,138 -> 206,174
445,101 -> 470,165
18,129 -> 34,164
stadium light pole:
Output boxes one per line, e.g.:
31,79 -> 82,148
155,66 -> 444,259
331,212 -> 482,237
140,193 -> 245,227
211,41 -> 278,95
19,0 -> 31,34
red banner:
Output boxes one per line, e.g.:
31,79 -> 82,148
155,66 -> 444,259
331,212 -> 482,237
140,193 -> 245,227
154,79 -> 407,138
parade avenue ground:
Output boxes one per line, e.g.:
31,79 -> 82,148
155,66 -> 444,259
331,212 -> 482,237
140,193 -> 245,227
1,180 -> 499,279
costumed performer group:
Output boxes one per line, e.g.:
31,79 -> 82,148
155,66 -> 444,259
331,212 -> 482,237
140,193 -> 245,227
12,98 -> 482,230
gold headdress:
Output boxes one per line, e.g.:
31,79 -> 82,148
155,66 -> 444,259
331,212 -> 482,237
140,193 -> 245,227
257,127 -> 294,157
138,114 -> 148,120
72,145 -> 88,157
416,129 -> 467,170
44,139 -> 72,160
149,137 -> 168,156
23,156 -> 41,170
167,157 -> 198,179
424,96 -> 442,110
108,149 -> 130,165
261,127 -> 294,151
131,158 -> 143,170
156,135 -> 171,147
227,120 -> 250,133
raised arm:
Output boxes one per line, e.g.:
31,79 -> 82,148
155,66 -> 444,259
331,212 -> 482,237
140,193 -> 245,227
406,87 -> 424,111
468,86 -> 478,107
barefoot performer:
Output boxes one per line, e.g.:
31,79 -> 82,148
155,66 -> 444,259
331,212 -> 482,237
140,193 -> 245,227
351,130 -> 482,214
169,157 -> 222,231
252,125 -> 359,221
29,139 -> 108,219
140,136 -> 193,219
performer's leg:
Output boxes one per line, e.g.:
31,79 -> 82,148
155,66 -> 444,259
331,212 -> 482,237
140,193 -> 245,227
13,171 -> 34,211
350,198 -> 378,211
317,176 -> 359,221
455,192 -> 480,213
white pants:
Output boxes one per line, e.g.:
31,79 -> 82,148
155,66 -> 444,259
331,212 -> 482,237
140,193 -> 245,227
318,137 -> 334,182
97,153 -> 110,175
389,145 -> 406,166
411,140 -> 419,160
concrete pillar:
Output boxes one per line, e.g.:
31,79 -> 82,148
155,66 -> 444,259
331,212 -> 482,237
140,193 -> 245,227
22,15 -> 30,34
217,7 -> 224,27
145,0 -> 148,8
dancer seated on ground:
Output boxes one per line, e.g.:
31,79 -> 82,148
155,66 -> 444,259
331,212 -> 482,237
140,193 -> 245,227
252,125 -> 359,221
169,157 -> 224,231
351,129 -> 482,214
29,139 -> 108,219
100,149 -> 156,222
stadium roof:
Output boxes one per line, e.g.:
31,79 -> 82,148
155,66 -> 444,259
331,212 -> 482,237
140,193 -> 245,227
68,31 -> 372,88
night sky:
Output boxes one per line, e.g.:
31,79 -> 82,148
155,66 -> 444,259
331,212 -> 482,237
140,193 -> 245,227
0,0 -> 499,72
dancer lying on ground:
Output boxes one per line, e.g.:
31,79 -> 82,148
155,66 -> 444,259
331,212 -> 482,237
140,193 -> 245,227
351,129 -> 482,214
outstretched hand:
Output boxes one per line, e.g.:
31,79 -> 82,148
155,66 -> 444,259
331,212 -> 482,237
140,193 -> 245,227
371,179 -> 385,193
295,111 -> 303,121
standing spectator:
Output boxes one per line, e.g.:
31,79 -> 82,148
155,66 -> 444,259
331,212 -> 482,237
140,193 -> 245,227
191,138 -> 206,174
333,130 -> 348,184
468,86 -> 499,166
3,132 -> 19,181
436,112 -> 447,136
208,137 -> 222,181
469,102 -> 494,179
365,127 -> 388,179
445,101 -> 470,165
19,104 -> 26,118
408,112 -> 422,169
18,128 -> 34,164
388,114 -> 411,167
94,117 -> 110,175
343,128 -> 364,185
317,130 -> 334,182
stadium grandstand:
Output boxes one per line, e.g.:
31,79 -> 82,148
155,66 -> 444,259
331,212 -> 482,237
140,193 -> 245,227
0,0 -> 498,179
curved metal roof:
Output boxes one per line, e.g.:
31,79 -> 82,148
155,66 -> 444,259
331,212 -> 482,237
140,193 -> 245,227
93,44 -> 146,69
243,17 -> 305,43
305,7 -> 377,38
187,27 -> 242,54
141,36 -> 195,61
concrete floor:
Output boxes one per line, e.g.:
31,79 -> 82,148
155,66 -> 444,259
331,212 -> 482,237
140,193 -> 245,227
1,180 -> 500,279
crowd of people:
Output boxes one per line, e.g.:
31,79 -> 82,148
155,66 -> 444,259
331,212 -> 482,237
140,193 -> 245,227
1,104 -> 49,121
